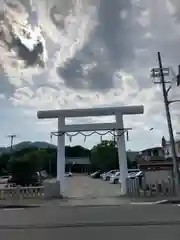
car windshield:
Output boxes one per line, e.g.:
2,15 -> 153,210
115,172 -> 120,176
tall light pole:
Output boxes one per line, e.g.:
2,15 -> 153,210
151,52 -> 180,195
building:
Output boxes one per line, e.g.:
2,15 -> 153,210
163,139 -> 180,159
137,147 -> 170,185
139,147 -> 165,161
65,157 -> 91,173
138,159 -> 173,185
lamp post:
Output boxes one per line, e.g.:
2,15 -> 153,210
150,52 -> 180,195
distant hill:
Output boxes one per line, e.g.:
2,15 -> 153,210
0,141 -> 56,154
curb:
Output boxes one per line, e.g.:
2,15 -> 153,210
0,220 -> 180,229
0,204 -> 40,209
0,198 -> 179,209
157,199 -> 180,204
130,200 -> 172,205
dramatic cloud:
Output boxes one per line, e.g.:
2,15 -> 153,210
0,0 -> 47,82
57,0 -> 141,91
0,0 -> 180,150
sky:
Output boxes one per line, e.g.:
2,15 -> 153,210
0,0 -> 180,151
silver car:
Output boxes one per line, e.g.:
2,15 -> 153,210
102,170 -> 119,181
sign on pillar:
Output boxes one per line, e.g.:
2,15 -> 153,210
115,113 -> 128,195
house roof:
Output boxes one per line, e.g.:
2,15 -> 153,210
140,146 -> 163,153
65,157 -> 91,165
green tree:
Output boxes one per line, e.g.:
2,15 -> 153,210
0,153 -> 11,175
91,140 -> 118,172
10,153 -> 39,186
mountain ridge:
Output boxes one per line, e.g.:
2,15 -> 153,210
0,141 -> 56,153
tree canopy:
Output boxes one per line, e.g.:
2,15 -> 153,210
0,141 -> 137,185
91,140 -> 118,172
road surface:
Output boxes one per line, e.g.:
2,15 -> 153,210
0,204 -> 180,239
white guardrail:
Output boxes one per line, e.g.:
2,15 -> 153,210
0,185 -> 44,200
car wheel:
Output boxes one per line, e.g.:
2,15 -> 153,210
106,176 -> 110,181
114,179 -> 118,184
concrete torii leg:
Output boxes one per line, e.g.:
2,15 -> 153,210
57,117 -> 66,194
116,113 -> 128,195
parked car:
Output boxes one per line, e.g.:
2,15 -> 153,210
101,169 -> 119,181
130,171 -> 143,179
64,172 -> 72,177
100,172 -> 106,179
90,170 -> 102,179
118,171 -> 144,185
109,172 -> 120,184
0,176 -> 11,184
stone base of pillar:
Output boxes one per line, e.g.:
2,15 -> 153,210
44,181 -> 63,199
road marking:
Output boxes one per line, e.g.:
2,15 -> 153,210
154,200 -> 167,204
1,208 -> 24,211
131,200 -> 167,205
130,202 -> 157,205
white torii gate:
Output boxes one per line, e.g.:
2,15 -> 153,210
37,105 -> 144,196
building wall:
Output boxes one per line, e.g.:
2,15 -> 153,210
164,141 -> 180,158
144,169 -> 172,184
141,148 -> 164,161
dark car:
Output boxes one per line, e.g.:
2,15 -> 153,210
90,170 -> 102,179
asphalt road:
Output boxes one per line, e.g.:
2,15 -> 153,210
1,225 -> 180,240
1,175 -> 180,239
0,205 -> 180,239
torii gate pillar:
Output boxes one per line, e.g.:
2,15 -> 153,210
57,117 -> 65,193
116,113 -> 128,195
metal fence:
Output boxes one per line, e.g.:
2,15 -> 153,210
126,177 -> 175,197
0,186 -> 44,200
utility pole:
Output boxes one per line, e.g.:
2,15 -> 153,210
151,52 -> 179,195
8,134 -> 16,149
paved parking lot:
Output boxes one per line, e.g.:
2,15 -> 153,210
64,175 -> 121,199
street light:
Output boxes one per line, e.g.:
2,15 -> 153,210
150,52 -> 180,195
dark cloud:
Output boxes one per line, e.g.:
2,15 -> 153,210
97,0 -> 134,67
57,0 -> 145,91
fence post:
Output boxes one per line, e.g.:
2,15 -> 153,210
16,186 -> 21,200
155,181 -> 159,196
0,189 -> 4,200
137,178 -> 140,196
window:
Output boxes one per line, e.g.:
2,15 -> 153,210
153,149 -> 158,156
